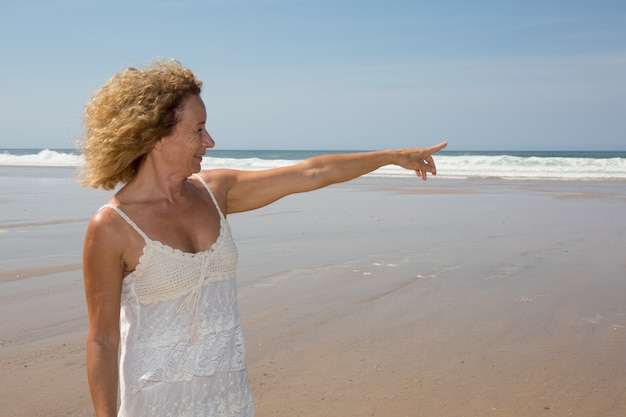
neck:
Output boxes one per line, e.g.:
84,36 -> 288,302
120,153 -> 193,204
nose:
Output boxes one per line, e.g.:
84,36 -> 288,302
202,130 -> 215,148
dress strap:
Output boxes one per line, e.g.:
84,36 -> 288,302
193,174 -> 225,220
98,204 -> 151,243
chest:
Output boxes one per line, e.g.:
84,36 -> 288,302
120,194 -> 223,275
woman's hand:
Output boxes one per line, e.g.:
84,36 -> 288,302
393,141 -> 448,180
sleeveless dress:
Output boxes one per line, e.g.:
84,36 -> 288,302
100,175 -> 254,417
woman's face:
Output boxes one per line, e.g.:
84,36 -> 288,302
160,95 -> 215,175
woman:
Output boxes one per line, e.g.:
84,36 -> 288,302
81,59 -> 447,417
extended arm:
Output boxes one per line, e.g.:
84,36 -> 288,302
83,212 -> 125,417
209,142 -> 447,214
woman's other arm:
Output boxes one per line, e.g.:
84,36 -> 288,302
83,211 -> 125,417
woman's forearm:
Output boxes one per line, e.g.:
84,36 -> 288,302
301,150 -> 399,188
86,340 -> 119,417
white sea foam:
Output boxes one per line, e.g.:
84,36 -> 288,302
1,149 -> 625,181
0,149 -> 83,167
431,155 -> 626,180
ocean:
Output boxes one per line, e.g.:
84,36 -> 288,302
1,148 -> 626,181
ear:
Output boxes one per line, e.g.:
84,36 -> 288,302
153,138 -> 165,151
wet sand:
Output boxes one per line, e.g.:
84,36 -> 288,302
1,167 -> 625,416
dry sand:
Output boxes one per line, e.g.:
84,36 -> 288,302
1,168 -> 625,416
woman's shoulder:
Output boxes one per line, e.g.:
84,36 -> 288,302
85,200 -> 146,269
194,169 -> 239,196
87,202 -> 130,241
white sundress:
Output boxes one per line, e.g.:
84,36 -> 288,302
100,175 -> 254,417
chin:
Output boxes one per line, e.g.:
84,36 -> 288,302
191,159 -> 203,172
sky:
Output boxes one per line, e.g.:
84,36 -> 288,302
1,0 -> 625,151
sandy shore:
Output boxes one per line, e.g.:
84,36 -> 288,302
1,167 -> 625,416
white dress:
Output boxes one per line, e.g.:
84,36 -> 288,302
101,175 -> 254,417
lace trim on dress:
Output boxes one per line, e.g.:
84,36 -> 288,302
121,372 -> 254,417
132,326 -> 247,388
129,220 -> 237,305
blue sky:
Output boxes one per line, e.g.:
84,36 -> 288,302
1,0 -> 624,151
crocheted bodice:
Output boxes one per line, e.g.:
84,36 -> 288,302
100,175 -> 254,417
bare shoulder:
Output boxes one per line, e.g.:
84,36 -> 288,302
196,168 -> 237,186
84,201 -> 147,275
195,169 -> 240,197
87,204 -> 124,235
84,206 -> 129,258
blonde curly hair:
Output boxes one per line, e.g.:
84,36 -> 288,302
79,59 -> 203,190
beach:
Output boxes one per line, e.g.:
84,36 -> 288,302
1,166 -> 625,417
